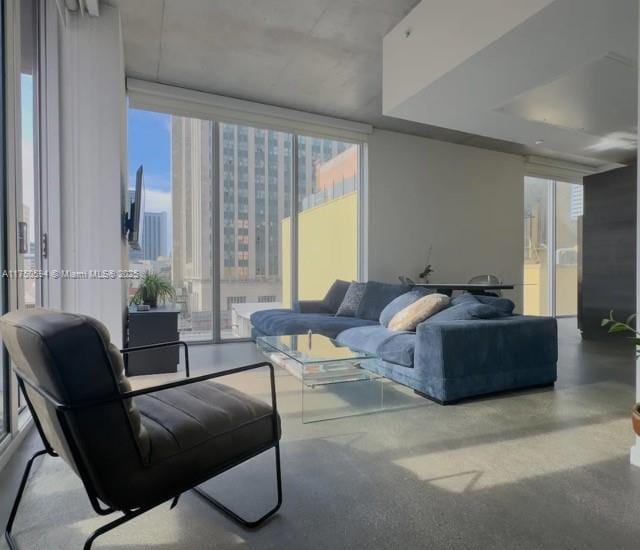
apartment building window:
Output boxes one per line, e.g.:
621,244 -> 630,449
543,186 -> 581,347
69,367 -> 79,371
258,296 -> 276,303
226,296 -> 246,310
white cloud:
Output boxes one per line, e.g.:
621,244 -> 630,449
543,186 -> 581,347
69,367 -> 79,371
145,189 -> 171,214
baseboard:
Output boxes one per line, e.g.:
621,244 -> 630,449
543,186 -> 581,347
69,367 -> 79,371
631,439 -> 640,467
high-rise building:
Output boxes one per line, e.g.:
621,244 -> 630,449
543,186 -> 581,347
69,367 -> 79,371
169,117 -> 357,335
142,211 -> 167,260
171,117 -> 214,322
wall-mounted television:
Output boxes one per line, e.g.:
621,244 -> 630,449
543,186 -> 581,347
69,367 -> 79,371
126,165 -> 145,250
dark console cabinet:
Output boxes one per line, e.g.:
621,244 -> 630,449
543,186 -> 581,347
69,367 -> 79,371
579,163 -> 636,339
126,306 -> 180,375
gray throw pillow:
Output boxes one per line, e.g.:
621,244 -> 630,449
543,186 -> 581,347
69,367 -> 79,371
336,282 -> 366,317
356,281 -> 411,321
322,280 -> 351,314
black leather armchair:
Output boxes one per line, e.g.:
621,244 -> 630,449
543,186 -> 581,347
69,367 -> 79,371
0,309 -> 282,549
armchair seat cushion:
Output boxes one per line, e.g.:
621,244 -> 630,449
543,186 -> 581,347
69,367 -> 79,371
137,381 -> 276,465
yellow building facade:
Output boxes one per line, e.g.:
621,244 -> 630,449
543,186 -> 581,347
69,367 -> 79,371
281,192 -> 358,305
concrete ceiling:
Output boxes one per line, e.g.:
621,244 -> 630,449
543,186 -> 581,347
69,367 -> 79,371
113,0 -> 578,161
384,0 -> 638,167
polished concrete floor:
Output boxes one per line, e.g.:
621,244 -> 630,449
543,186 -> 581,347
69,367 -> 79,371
1,318 -> 639,549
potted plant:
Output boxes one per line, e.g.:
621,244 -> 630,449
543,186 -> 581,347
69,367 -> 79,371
419,245 -> 434,283
602,312 -> 640,436
130,272 -> 176,308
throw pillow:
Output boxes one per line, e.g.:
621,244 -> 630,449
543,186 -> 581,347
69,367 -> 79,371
452,292 -> 515,315
379,287 -> 434,327
322,280 -> 351,314
425,301 -> 505,323
388,293 -> 450,331
356,281 -> 411,321
335,282 -> 367,317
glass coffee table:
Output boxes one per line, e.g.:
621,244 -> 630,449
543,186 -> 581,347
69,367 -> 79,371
257,333 -> 389,423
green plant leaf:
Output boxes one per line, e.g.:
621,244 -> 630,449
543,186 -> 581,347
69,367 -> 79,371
601,318 -> 611,327
608,323 -> 633,334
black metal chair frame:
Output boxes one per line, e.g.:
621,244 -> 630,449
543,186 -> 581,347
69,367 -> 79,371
4,341 -> 282,550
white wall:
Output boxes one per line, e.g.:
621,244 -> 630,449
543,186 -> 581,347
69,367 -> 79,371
367,129 -> 525,311
58,5 -> 127,346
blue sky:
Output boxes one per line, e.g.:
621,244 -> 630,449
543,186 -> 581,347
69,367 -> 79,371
128,108 -> 171,195
21,75 -> 33,142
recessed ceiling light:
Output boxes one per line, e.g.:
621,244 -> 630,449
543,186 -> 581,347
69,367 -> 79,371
535,139 -> 544,145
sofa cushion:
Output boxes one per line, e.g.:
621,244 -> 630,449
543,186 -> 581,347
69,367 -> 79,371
336,325 -> 416,368
356,282 -> 411,321
321,280 -> 350,314
379,287 -> 433,327
250,309 -> 377,339
425,300 -> 505,323
336,282 -> 367,317
388,293 -> 450,331
453,292 -> 515,315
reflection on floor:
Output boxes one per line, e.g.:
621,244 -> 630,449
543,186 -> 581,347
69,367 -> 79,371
1,318 -> 639,549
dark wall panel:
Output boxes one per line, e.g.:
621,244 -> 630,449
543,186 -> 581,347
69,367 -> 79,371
580,163 -> 636,339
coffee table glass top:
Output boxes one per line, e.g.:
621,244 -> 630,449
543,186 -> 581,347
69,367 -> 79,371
257,334 -> 374,364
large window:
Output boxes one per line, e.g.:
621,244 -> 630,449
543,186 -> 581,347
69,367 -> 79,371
524,177 -> 551,316
127,109 -> 363,342
296,136 -> 359,300
0,0 -> 5,442
218,124 -> 292,339
16,0 -> 40,420
128,110 -> 214,341
524,176 -> 582,317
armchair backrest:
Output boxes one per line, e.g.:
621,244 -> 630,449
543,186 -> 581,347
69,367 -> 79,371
0,309 -> 150,505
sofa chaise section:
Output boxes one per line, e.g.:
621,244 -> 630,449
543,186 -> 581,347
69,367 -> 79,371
251,308 -> 378,339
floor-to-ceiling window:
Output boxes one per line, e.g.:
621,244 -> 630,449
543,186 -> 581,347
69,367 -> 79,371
128,109 -> 215,341
127,107 -> 363,342
218,123 -> 292,339
524,176 -> 582,317
555,182 -> 582,316
0,0 -> 42,448
295,136 -> 359,300
524,177 -> 551,316
15,0 -> 40,421
0,0 -> 6,443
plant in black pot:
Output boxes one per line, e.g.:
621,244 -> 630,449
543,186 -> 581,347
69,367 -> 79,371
602,312 -> 640,437
130,272 -> 176,309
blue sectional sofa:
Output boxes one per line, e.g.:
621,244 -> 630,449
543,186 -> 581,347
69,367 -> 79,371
251,282 -> 558,404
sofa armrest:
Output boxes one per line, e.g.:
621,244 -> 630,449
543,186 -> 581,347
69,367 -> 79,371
293,300 -> 331,314
413,317 -> 558,400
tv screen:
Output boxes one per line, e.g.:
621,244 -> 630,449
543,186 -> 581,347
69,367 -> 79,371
128,165 -> 145,250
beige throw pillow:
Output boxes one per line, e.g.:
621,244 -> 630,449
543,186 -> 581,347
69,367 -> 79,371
388,293 -> 450,331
